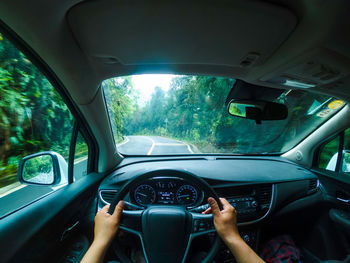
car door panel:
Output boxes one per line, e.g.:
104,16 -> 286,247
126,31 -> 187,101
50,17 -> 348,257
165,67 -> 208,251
0,173 -> 104,263
309,169 -> 350,260
330,209 -> 350,230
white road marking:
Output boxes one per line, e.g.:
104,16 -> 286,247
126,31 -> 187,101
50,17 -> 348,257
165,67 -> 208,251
74,156 -> 88,164
186,143 -> 194,153
161,139 -> 194,153
146,137 -> 156,155
117,136 -> 130,147
145,137 -> 194,154
0,184 -> 27,198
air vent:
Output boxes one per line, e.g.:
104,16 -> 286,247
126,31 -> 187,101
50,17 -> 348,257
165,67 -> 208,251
100,190 -> 118,204
257,184 -> 273,209
308,179 -> 319,194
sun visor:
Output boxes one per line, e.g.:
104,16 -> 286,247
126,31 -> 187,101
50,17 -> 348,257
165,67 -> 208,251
225,80 -> 285,106
68,0 -> 297,68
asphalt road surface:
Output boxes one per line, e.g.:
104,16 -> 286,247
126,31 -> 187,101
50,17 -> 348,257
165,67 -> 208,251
0,136 -> 195,217
118,136 -> 196,155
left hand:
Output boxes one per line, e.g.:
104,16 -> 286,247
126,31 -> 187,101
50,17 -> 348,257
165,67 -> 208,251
93,201 -> 124,246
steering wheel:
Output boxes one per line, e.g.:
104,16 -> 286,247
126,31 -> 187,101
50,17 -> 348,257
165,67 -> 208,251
108,169 -> 223,263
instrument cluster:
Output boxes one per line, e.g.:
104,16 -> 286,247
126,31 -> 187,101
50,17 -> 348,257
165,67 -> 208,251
130,177 -> 202,207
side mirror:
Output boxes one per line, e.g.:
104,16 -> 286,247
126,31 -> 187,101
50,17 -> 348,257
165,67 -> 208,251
18,151 -> 68,186
228,100 -> 288,123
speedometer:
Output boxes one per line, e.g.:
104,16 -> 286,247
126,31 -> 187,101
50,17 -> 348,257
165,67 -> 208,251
176,185 -> 198,206
134,184 -> 156,205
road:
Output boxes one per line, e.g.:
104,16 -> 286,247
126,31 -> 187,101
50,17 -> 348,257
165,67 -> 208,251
0,136 -> 195,217
118,136 -> 196,155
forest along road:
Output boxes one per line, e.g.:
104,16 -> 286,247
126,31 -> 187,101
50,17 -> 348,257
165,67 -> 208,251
117,136 -> 195,155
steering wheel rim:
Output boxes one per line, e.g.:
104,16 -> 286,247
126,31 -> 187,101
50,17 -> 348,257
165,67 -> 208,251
108,169 -> 223,263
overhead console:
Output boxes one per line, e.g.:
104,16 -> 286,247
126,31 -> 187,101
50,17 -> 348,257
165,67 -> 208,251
261,48 -> 350,90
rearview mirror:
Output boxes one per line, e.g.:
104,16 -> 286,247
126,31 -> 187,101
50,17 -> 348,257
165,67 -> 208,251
228,100 -> 288,123
18,151 -> 68,186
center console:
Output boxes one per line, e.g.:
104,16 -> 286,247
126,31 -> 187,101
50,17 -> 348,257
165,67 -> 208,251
213,184 -> 272,262
215,228 -> 260,263
215,184 -> 273,224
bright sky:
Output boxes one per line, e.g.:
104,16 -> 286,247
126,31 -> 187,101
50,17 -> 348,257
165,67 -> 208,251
132,74 -> 175,105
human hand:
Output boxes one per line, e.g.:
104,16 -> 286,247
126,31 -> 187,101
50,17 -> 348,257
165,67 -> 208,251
202,197 -> 241,243
93,201 -> 124,247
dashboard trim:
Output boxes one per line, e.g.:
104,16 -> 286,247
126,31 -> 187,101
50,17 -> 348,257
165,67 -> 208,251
99,189 -> 118,205
237,184 -> 275,226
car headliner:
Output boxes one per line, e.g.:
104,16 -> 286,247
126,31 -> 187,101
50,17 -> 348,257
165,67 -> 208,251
1,0 -> 350,171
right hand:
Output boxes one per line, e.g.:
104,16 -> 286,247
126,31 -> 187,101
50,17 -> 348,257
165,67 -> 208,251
202,197 -> 241,243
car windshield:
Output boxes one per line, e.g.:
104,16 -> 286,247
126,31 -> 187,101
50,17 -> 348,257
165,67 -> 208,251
103,74 -> 345,155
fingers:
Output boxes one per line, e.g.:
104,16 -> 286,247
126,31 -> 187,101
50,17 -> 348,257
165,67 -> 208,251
202,207 -> 212,214
219,198 -> 232,209
100,204 -> 110,213
112,200 -> 124,223
208,197 -> 220,216
219,198 -> 236,215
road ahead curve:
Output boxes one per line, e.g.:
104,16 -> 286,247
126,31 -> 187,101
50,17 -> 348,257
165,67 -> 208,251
117,136 -> 196,155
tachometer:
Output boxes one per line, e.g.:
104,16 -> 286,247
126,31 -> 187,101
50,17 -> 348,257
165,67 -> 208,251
176,185 -> 198,206
134,184 -> 156,205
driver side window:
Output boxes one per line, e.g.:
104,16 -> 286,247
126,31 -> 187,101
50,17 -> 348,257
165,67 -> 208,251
0,31 -> 88,218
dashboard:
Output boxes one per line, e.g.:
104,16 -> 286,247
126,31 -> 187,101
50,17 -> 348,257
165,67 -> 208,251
129,177 -> 203,207
98,157 -> 322,225
97,156 -> 322,261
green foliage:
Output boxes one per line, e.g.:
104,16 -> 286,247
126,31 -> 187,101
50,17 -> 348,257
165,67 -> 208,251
318,136 -> 339,169
103,77 -> 139,143
0,32 -> 73,187
105,75 -> 238,153
74,133 -> 88,160
105,75 -> 342,155
23,155 -> 53,183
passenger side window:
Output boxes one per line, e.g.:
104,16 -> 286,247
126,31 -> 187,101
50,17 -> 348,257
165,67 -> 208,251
318,136 -> 340,172
343,129 -> 350,173
317,128 -> 350,175
0,32 -> 85,218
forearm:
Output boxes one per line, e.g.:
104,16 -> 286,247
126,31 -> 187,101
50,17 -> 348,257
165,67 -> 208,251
80,240 -> 110,263
224,235 -> 265,263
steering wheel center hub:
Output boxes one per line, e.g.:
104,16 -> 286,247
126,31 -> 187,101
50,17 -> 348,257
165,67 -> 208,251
142,206 -> 191,263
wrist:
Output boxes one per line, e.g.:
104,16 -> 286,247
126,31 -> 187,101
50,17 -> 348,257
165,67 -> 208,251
92,238 -> 111,251
222,232 -> 243,247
